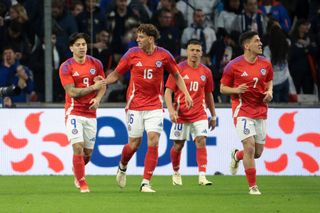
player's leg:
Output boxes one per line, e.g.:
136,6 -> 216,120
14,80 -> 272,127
140,109 -> 163,192
66,115 -> 89,193
191,120 -> 212,185
116,110 -> 144,188
169,122 -> 189,186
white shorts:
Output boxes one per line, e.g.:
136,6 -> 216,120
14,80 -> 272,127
66,115 -> 97,149
126,109 -> 164,138
169,120 -> 208,141
235,117 -> 266,144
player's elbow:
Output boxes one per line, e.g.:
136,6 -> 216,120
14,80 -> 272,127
220,85 -> 227,95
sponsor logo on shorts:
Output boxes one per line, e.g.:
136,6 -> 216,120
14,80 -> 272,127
174,131 -> 180,137
158,122 -> 163,127
72,129 -> 78,134
89,137 -> 96,142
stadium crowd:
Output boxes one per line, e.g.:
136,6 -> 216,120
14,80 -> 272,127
0,0 -> 319,106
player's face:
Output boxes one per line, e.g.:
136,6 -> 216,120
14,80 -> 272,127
70,38 -> 87,59
187,44 -> 202,63
136,32 -> 151,50
246,35 -> 263,55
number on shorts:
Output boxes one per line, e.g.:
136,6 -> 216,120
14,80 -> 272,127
129,113 -> 134,124
241,118 -> 250,134
174,123 -> 183,131
71,118 -> 77,128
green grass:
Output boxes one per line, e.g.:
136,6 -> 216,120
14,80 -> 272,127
0,176 -> 319,213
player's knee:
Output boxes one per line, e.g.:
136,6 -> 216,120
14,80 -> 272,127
173,142 -> 184,151
73,144 -> 84,155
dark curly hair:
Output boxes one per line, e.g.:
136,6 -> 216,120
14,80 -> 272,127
137,24 -> 160,40
269,25 -> 289,65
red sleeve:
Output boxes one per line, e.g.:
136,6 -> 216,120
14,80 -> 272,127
165,73 -> 177,90
220,62 -> 234,86
164,51 -> 179,75
205,67 -> 214,93
96,59 -> 106,78
59,62 -> 74,86
115,50 -> 131,75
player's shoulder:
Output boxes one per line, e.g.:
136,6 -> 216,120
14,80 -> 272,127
122,47 -> 141,59
86,55 -> 103,66
199,63 -> 212,73
60,58 -> 75,73
156,46 -> 174,58
257,55 -> 272,66
225,56 -> 243,70
178,60 -> 188,68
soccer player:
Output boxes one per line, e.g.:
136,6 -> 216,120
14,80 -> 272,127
164,39 -> 216,186
220,31 -> 273,195
59,33 -> 106,193
105,24 -> 193,192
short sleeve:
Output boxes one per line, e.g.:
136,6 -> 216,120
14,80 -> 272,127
59,62 -> 74,86
115,50 -> 131,74
164,51 -> 179,75
266,62 -> 273,82
165,73 -> 177,91
220,62 -> 234,87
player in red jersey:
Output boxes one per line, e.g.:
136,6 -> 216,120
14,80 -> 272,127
165,39 -> 217,186
105,24 -> 193,192
59,33 -> 106,193
220,31 -> 273,195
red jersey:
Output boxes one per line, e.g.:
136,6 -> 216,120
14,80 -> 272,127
221,55 -> 273,120
166,61 -> 214,123
115,46 -> 179,110
59,55 -> 105,118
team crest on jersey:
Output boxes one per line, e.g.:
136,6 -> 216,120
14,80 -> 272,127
200,75 -> 206,81
155,60 -> 162,68
260,68 -> 266,76
90,68 -> 96,75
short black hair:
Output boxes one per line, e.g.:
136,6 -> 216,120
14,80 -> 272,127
187,39 -> 202,47
68,32 -> 90,46
239,31 -> 258,49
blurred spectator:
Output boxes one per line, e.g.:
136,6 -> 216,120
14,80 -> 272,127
152,0 -> 186,31
233,0 -> 267,37
208,28 -> 240,102
289,19 -> 318,94
263,25 -> 291,102
216,0 -> 242,35
259,0 -> 291,33
0,20 -> 32,65
106,0 -> 139,59
102,69 -> 126,102
181,9 -> 216,55
71,0 -> 84,17
176,0 -> 217,27
76,0 -> 106,42
91,29 -> 116,70
156,8 -> 181,57
0,47 -> 34,103
129,0 -> 153,23
51,0 -> 78,59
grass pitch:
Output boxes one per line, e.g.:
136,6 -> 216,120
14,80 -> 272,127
0,176 -> 319,213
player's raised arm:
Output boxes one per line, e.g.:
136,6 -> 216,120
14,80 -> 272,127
173,72 -> 193,109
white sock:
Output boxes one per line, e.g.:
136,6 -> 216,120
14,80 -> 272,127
141,179 -> 149,185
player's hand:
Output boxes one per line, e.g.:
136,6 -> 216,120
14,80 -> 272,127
92,77 -> 107,90
169,110 -> 178,123
185,95 -> 193,110
89,98 -> 100,110
94,75 -> 104,82
208,117 -> 216,131
263,90 -> 273,103
236,83 -> 248,94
